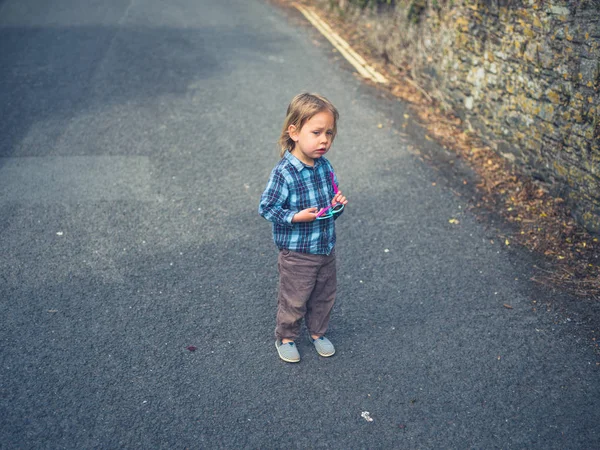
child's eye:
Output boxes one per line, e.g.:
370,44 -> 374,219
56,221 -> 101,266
312,131 -> 320,136
326,131 -> 333,136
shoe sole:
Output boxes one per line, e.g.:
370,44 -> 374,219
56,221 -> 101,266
275,341 -> 300,363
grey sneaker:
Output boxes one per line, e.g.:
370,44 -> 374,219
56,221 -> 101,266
309,336 -> 335,357
275,340 -> 300,363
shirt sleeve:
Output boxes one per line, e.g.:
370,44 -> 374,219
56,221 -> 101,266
258,169 -> 295,226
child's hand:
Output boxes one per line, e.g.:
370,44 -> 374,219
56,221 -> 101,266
332,191 -> 348,206
292,207 -> 318,223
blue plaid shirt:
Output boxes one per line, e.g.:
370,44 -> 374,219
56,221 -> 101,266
259,152 -> 343,255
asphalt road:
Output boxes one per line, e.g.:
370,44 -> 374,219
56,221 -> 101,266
1,0 -> 599,448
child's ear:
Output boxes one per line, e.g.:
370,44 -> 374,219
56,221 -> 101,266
288,124 -> 299,142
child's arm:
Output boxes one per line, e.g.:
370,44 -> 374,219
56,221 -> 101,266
259,170 -> 317,224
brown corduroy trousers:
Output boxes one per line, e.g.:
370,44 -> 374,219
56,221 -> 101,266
275,249 -> 337,341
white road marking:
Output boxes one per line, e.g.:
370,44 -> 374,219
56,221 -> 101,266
294,3 -> 387,84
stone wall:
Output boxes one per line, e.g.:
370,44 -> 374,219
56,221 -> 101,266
317,0 -> 600,234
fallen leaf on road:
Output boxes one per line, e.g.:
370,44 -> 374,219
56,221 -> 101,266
186,346 -> 197,352
503,304 -> 513,309
449,218 -> 460,224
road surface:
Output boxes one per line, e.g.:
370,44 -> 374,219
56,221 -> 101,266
1,0 -> 599,448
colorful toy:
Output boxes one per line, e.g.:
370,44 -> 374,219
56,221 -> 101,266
316,171 -> 344,219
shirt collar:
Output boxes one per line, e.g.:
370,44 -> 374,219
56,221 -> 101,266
284,150 -> 324,171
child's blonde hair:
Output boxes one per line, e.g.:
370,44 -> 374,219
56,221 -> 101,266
278,93 -> 339,157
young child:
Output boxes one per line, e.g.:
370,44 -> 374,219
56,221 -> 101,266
259,93 -> 348,363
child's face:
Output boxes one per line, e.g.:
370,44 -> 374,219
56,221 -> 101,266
288,111 -> 335,166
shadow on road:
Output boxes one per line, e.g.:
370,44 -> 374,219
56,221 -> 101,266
0,23 -> 287,165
